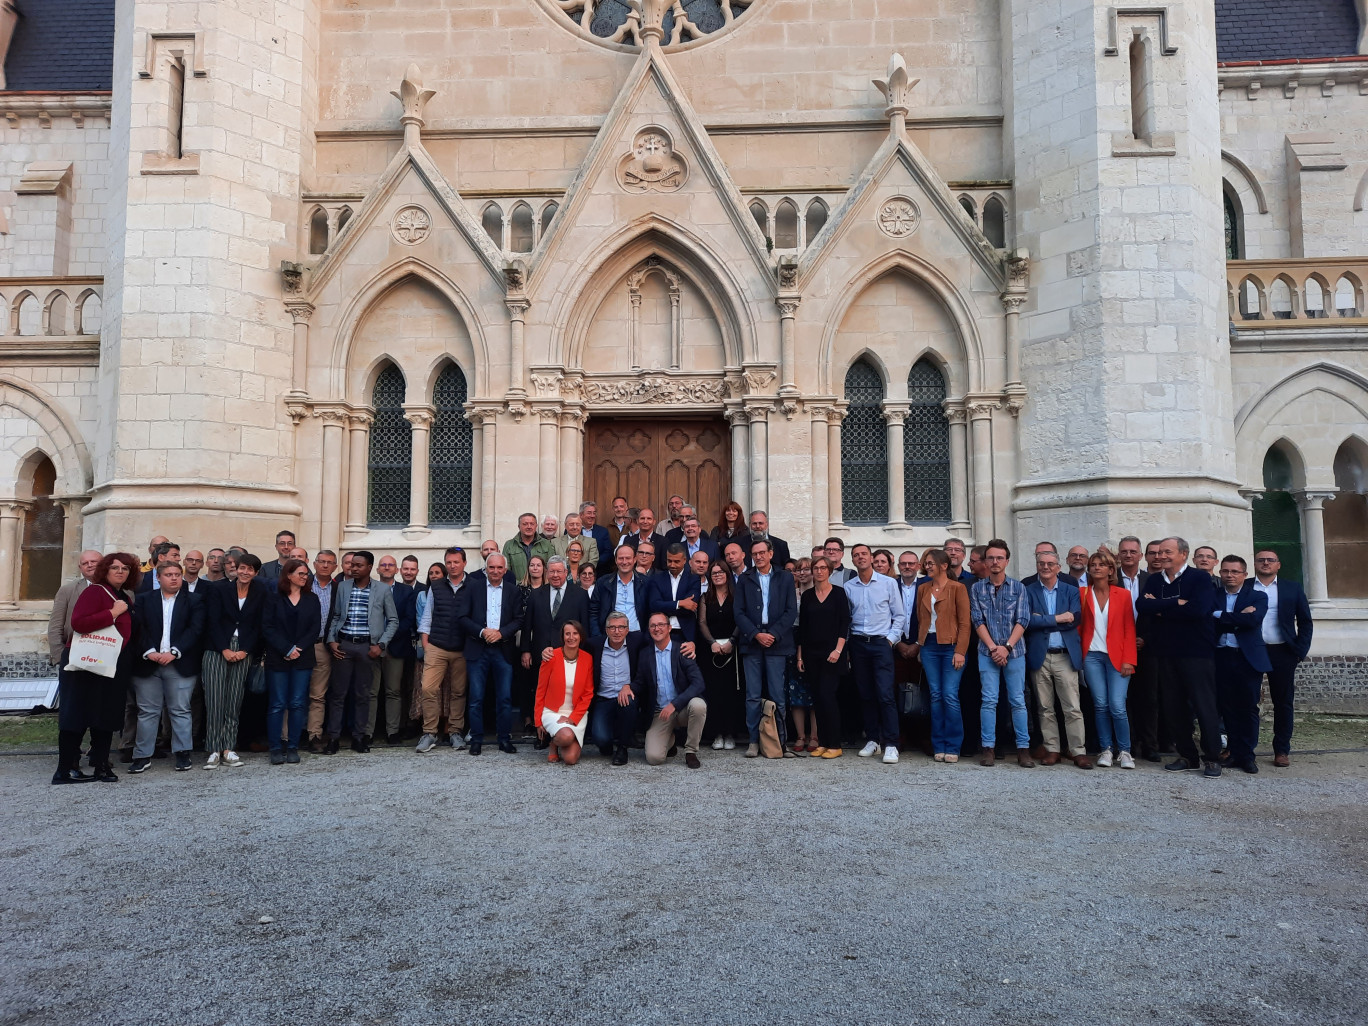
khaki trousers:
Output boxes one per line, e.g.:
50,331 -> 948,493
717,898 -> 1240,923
1032,650 -> 1086,756
367,653 -> 407,738
644,696 -> 707,765
306,641 -> 332,740
420,645 -> 468,735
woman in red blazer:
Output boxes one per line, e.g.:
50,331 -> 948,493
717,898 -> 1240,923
534,620 -> 595,765
1078,549 -> 1138,769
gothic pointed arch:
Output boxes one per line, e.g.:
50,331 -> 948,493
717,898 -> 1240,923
0,376 -> 92,497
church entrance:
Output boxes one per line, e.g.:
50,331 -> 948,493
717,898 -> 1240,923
584,417 -> 731,529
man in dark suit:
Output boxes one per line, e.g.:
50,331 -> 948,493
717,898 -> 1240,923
591,544 -> 652,640
619,506 -> 659,551
674,514 -> 720,568
1137,536 -> 1222,777
376,555 -> 420,744
747,510 -> 790,568
1252,548 -> 1313,767
130,562 -> 205,773
457,553 -> 526,755
137,540 -> 181,592
1213,555 -> 1272,775
1120,537 -> 1162,760
735,537 -> 798,757
1024,552 -> 1089,768
647,544 -> 703,651
634,612 -> 707,767
521,555 -> 591,668
585,612 -> 646,764
576,501 -> 614,573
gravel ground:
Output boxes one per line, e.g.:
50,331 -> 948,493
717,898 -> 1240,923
3,744 -> 1367,1026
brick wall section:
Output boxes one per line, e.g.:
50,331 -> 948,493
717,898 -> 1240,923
4,0 -> 115,90
1215,0 -> 1361,62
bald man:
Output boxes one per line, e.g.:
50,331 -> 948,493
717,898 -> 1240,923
47,550 -> 102,664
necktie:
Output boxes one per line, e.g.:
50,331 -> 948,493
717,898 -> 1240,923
552,589 -> 562,617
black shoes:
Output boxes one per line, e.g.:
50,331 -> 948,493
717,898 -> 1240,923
92,763 -> 119,783
685,753 -> 701,769
270,751 -> 286,765
499,740 -> 517,755
1164,757 -> 1194,772
129,757 -> 152,774
117,747 -> 134,764
174,751 -> 192,771
386,733 -> 403,746
532,734 -> 550,751
1202,761 -> 1222,777
1238,760 -> 1258,774
667,745 -> 678,758
469,741 -> 483,755
351,737 -> 371,754
52,768 -> 94,785
308,737 -> 326,754
325,738 -> 340,754
1141,749 -> 1162,763
611,746 -> 629,766
285,749 -> 301,764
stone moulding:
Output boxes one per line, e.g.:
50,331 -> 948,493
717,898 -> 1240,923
574,376 -> 730,405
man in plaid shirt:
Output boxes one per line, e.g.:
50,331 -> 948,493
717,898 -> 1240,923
970,538 -> 1033,767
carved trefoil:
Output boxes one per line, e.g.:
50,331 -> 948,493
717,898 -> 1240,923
617,128 -> 688,194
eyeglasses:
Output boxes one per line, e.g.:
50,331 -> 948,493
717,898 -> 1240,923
1254,557 -> 1278,563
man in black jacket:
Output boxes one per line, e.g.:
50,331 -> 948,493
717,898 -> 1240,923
635,613 -> 707,767
585,612 -> 646,764
520,556 -> 591,669
130,562 -> 205,773
458,553 -> 526,755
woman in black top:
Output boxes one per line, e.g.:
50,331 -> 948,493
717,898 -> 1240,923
710,500 -> 750,553
697,559 -> 742,750
262,558 -> 322,764
202,553 -> 269,769
797,556 -> 851,757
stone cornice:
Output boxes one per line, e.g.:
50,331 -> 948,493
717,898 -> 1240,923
1,93 -> 111,127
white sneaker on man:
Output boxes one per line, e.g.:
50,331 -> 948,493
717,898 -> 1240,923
712,737 -> 725,751
203,752 -> 220,771
858,741 -> 881,758
882,746 -> 899,765
1096,750 -> 1114,768
723,737 -> 736,750
222,750 -> 244,768
416,734 -> 436,754
1117,750 -> 1136,769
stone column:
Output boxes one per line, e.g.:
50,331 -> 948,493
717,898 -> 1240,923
1002,292 -> 1025,387
54,494 -> 89,580
726,407 -> 750,513
285,302 -> 314,393
559,408 -> 584,521
475,406 -> 499,539
345,412 -> 372,533
0,501 -> 32,608
403,405 -> 434,536
468,413 -> 483,534
318,410 -> 346,552
968,401 -> 997,543
827,403 -> 848,533
1297,490 -> 1335,603
747,404 -> 770,515
944,403 -> 971,534
506,300 -> 529,398
537,407 -> 561,518
777,299 -> 800,395
808,404 -> 832,545
882,401 -> 910,527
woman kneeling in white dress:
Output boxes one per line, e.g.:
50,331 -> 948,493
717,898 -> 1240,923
535,620 -> 594,765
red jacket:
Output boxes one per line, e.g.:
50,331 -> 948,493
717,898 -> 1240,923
534,648 -> 594,725
1078,584 -> 1138,671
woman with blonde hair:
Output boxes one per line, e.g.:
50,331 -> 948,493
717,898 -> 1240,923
914,548 -> 972,762
1078,548 -> 1138,769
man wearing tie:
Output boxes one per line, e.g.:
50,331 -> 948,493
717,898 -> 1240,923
521,556 -> 591,669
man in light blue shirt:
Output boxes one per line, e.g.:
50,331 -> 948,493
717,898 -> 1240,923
636,613 -> 707,767
844,544 -> 905,764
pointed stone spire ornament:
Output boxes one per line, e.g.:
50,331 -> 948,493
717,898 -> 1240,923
392,63 -> 436,148
633,0 -> 670,49
873,53 -> 919,135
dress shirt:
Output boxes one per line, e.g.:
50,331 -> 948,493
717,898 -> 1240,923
1040,580 -> 1064,649
598,641 -> 631,698
613,575 -> 640,631
418,577 -> 464,635
144,591 -> 181,657
549,584 -> 566,618
757,569 -> 773,623
686,538 -> 703,558
184,577 -> 204,594
485,582 -> 504,632
1215,592 -> 1239,648
898,579 -> 918,640
1253,578 -> 1284,644
844,571 -> 904,643
654,644 -> 676,710
666,572 -> 685,629
1118,570 -> 1142,613
342,583 -> 370,635
970,577 -> 1030,659
312,576 -> 333,640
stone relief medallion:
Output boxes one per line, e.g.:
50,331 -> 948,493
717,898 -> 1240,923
877,196 -> 921,239
391,205 -> 432,245
617,129 -> 688,194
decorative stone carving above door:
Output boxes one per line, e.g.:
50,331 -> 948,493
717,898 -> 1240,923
617,129 -> 688,194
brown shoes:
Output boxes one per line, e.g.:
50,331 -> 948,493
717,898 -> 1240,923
685,753 -> 701,769
1016,748 -> 1035,768
1073,754 -> 1094,770
979,748 -> 996,767
1040,751 -> 1061,766
1031,744 -> 1049,762
1273,753 -> 1290,768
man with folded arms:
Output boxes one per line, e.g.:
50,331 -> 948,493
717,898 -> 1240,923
1213,555 -> 1271,775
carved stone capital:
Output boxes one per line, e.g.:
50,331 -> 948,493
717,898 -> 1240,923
0,499 -> 35,517
881,402 -> 911,425
742,367 -> 777,395
559,408 -> 585,430
285,393 -> 312,425
745,403 -> 772,424
284,300 -> 314,324
807,403 -> 834,422
1004,250 -> 1030,292
504,259 -> 528,294
529,372 -> 563,398
505,400 -> 528,423
280,261 -> 305,295
966,400 -> 999,421
403,404 -> 435,430
1000,292 -> 1027,313
777,298 -> 800,318
779,397 -> 801,421
315,406 -> 349,428
1295,489 -> 1337,510
777,259 -> 799,290
1002,384 -> 1028,418
536,405 -> 564,425
827,402 -> 849,425
347,411 -> 374,430
942,402 -> 968,426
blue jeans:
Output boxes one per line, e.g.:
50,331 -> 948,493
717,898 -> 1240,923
588,693 -> 637,754
467,648 -> 513,744
1083,652 -> 1131,753
850,636 -> 899,746
267,667 -> 311,751
742,651 -> 787,745
921,641 -> 964,755
978,653 -> 1028,749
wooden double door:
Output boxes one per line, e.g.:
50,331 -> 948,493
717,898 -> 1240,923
584,418 -> 731,530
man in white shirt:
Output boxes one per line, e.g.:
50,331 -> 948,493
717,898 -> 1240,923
130,563 -> 205,773
843,544 -> 905,764
1252,549 -> 1313,767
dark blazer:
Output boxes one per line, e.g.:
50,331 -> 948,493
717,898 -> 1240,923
1266,578 -> 1313,660
132,587 -> 206,677
388,581 -> 419,659
653,534 -> 719,570
590,572 -> 653,636
521,582 -> 591,657
1135,566 -> 1217,659
734,567 -> 799,656
206,577 -> 271,656
261,590 -> 323,671
633,640 -> 706,713
750,534 -> 791,568
458,579 -> 526,662
1024,579 -> 1084,671
585,633 -> 646,696
646,570 -> 703,641
710,528 -> 751,557
1213,583 -> 1273,673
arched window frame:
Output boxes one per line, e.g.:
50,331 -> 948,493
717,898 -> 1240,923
904,358 -> 952,523
308,206 -> 329,255
367,363 -> 411,527
19,452 -> 64,601
841,359 -> 889,524
428,363 -> 474,527
1224,184 -> 1244,261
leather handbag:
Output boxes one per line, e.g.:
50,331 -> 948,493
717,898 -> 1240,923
899,663 -> 930,718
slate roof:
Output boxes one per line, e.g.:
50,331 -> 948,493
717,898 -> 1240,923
3,0 -> 114,92
1216,0 -> 1362,62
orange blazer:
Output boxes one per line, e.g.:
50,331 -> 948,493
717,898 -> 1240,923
1078,584 -> 1138,671
534,648 -> 595,725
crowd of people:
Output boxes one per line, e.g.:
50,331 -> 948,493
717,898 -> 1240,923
47,495 -> 1315,784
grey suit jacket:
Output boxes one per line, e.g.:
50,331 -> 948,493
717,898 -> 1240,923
46,576 -> 90,663
326,577 -> 399,646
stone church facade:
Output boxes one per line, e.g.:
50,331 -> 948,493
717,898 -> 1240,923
0,0 -> 1366,699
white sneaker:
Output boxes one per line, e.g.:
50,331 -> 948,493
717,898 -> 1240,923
723,737 -> 736,751
1118,750 -> 1136,769
858,741 -> 881,758
882,745 -> 899,765
1096,750 -> 1114,768
222,750 -> 244,768
416,734 -> 436,754
712,736 -> 725,751
203,752 -> 220,771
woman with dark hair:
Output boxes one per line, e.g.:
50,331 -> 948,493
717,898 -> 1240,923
872,548 -> 896,578
914,548 -> 972,763
262,558 -> 321,765
202,552 -> 268,769
711,501 -> 750,552
797,556 -> 851,759
697,559 -> 741,750
408,561 -> 447,728
535,620 -> 593,765
53,553 -> 142,784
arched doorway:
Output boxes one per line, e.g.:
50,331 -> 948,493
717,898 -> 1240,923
1326,439 -> 1368,598
20,455 -> 64,600
1251,444 -> 1303,584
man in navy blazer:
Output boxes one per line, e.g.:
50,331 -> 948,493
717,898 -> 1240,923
647,544 -> 703,649
1024,552 -> 1089,768
1253,549 -> 1313,767
584,614 -> 647,763
130,562 -> 205,772
457,553 -> 526,755
633,613 -> 707,767
589,545 -> 652,640
734,537 -> 798,756
1213,555 -> 1273,774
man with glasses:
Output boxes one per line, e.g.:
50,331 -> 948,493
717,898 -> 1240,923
823,538 -> 853,585
204,548 -> 227,583
1024,550 -> 1089,768
970,539 -> 1033,767
736,537 -> 799,758
943,538 -> 974,586
586,611 -> 646,764
1252,549 -> 1313,767
635,613 -> 707,768
1212,555 -> 1271,775
747,510 -> 790,568
257,530 -> 297,584
843,543 -> 905,765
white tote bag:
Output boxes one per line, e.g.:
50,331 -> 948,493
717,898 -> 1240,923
65,587 -> 126,678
